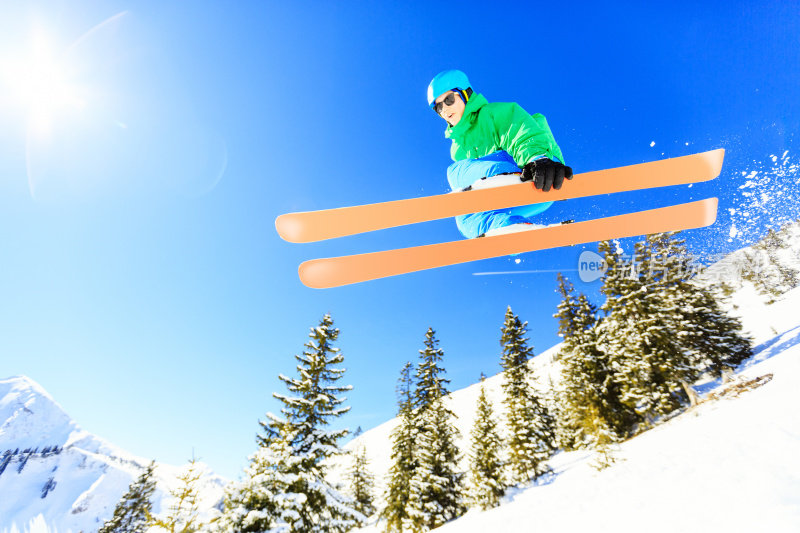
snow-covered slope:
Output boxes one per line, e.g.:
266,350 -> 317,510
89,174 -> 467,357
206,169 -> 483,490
330,344 -> 562,503
342,226 -> 800,532
0,376 -> 226,533
432,328 -> 800,533
432,289 -> 800,533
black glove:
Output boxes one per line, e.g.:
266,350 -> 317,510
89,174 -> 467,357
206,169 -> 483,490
521,158 -> 573,192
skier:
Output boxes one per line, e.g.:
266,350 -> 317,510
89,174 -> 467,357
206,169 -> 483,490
428,69 -> 573,239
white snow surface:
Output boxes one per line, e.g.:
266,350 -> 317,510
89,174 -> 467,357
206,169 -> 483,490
0,376 -> 226,533
338,238 -> 800,532
432,332 -> 800,533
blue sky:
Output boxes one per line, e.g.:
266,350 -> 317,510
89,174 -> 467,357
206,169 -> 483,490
1,1 -> 798,480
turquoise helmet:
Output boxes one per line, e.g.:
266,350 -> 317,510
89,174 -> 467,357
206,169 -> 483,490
427,69 -> 472,108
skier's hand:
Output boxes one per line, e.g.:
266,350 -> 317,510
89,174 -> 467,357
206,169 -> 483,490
521,158 -> 573,192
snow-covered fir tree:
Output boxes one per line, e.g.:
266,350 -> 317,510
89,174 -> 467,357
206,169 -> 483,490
777,217 -> 800,267
642,233 -> 753,379
152,458 -> 204,533
499,307 -> 556,484
382,362 -> 417,533
744,221 -> 800,302
553,274 -> 631,450
597,236 -> 693,424
597,233 -> 753,430
554,272 -> 598,448
99,461 -> 157,533
467,380 -> 506,510
766,223 -> 800,290
347,446 -> 375,520
585,403 -> 619,471
413,328 -> 450,410
407,328 -> 465,531
217,314 -> 363,533
213,435 -> 300,532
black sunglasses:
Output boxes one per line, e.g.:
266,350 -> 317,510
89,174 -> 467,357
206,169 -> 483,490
433,90 -> 459,115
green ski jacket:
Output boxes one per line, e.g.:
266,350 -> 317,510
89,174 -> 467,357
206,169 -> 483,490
444,93 -> 565,165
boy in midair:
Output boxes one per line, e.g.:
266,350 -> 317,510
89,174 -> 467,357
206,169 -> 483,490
428,69 -> 572,238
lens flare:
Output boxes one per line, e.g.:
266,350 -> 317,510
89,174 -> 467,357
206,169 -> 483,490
1,29 -> 85,137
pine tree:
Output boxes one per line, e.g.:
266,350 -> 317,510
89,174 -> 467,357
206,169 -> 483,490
217,314 -> 363,533
99,461 -> 157,533
597,233 -> 753,430
407,328 -> 465,531
347,446 -> 375,520
214,432 -> 300,532
685,287 -> 753,378
413,328 -> 450,410
554,273 -> 595,448
642,233 -> 752,378
382,362 -> 417,533
499,308 -> 556,485
585,404 -> 619,471
467,381 -> 506,510
749,225 -> 800,302
152,458 -> 204,533
553,274 -> 630,449
597,236 -> 689,424
656,235 -> 753,377
777,218 -> 800,268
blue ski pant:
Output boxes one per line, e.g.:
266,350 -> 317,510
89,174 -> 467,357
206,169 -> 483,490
446,151 -> 555,239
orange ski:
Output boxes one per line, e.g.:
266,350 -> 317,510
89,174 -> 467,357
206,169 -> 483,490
276,149 -> 724,243
298,198 -> 718,289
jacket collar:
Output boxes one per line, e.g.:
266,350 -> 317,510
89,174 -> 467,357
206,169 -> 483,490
445,93 -> 488,139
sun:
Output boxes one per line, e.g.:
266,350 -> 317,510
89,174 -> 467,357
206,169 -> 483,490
1,28 -> 85,136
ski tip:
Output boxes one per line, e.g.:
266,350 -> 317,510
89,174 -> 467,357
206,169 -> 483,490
703,197 -> 719,226
298,259 -> 340,289
299,255 -> 391,288
275,213 -> 307,243
706,148 -> 725,177
676,197 -> 718,229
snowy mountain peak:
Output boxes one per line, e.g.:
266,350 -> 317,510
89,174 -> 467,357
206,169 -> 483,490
0,376 -> 226,533
0,376 -> 78,453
